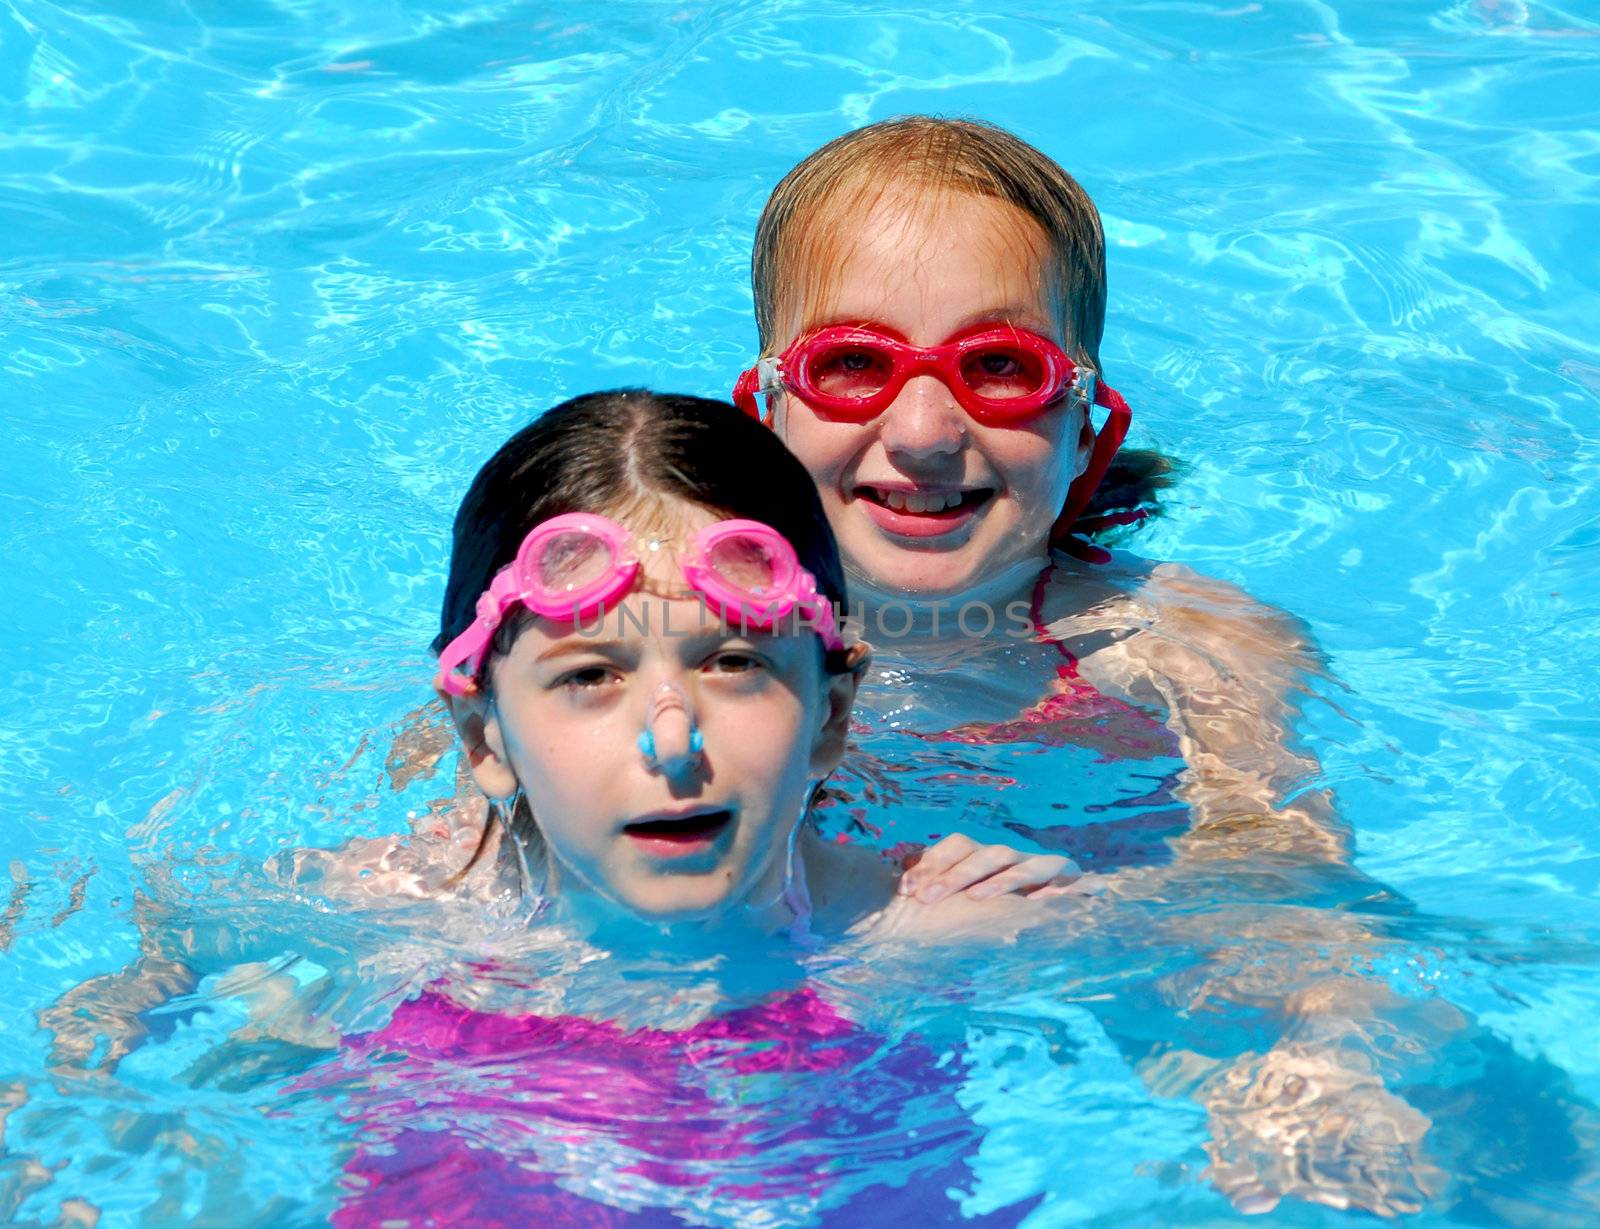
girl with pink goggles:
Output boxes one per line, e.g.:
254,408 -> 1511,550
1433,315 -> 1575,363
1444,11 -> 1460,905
731,322 -> 1134,533
436,512 -> 845,695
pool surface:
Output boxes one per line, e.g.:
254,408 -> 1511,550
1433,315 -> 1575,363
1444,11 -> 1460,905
3,1 -> 1599,1225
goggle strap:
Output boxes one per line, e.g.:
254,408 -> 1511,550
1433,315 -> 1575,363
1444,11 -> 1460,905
752,358 -> 784,425
433,564 -> 529,694
481,568 -> 526,632
1051,380 -> 1133,550
731,367 -> 762,420
1071,368 -> 1097,409
802,596 -> 843,651
731,361 -> 783,424
435,619 -> 489,695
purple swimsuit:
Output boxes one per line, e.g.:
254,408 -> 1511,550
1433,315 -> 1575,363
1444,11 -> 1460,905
307,986 -> 1042,1226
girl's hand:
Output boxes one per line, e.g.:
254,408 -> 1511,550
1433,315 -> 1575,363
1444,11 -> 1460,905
897,834 -> 1080,903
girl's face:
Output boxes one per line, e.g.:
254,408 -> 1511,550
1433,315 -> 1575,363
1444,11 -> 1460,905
770,191 -> 1089,601
449,505 -> 857,924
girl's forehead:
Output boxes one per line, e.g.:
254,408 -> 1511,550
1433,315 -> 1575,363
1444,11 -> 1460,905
609,495 -> 720,541
775,187 -> 1054,339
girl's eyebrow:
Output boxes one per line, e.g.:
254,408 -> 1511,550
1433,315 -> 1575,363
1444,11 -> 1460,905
800,312 -> 906,337
951,305 -> 1053,334
535,637 -> 633,664
801,304 -> 1052,337
534,630 -> 786,665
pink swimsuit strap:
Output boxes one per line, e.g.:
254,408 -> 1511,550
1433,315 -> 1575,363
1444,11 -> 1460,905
890,566 -> 1189,871
909,567 -> 1175,759
1030,566 -> 1082,677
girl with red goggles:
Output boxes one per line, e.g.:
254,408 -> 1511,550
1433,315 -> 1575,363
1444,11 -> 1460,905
740,117 -> 1351,879
733,115 -> 1459,1225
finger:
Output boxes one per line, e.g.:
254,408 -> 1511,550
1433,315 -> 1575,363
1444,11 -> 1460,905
897,833 -> 979,895
965,856 -> 1078,900
915,843 -> 1024,902
1035,869 -> 1106,898
1020,856 -> 1084,897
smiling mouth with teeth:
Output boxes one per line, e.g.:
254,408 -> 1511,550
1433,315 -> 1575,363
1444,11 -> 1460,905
859,486 -> 992,515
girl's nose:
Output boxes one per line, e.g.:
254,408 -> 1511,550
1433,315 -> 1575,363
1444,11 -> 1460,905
638,681 -> 704,777
878,373 -> 967,460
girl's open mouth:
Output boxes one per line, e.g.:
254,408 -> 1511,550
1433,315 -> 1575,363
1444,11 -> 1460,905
623,809 -> 734,857
854,485 -> 992,538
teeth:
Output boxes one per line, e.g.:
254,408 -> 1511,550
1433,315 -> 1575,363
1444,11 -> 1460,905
880,489 -> 963,514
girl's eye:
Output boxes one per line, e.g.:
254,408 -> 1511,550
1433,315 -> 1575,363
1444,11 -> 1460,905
555,664 -> 619,691
960,346 -> 1041,399
706,651 -> 764,675
809,345 -> 891,397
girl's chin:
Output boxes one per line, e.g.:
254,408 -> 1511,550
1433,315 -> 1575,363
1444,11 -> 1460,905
845,550 -> 1030,604
600,876 -> 755,926
846,548 -> 979,596
616,866 -> 802,933
841,511 -> 1054,601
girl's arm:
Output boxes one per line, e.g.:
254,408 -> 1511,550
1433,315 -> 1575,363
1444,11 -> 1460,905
1074,561 -> 1354,865
37,890 -> 200,1076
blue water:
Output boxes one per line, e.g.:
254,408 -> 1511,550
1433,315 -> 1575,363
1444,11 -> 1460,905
3,1 -> 1599,1225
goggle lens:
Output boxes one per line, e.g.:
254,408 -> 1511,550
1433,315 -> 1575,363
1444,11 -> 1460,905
803,341 -> 895,402
706,534 -> 787,598
535,529 -> 615,596
959,342 -> 1049,401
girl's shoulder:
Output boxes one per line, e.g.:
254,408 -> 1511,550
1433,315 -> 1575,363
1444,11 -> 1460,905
801,829 -> 901,931
1140,561 -> 1321,675
1042,553 -> 1323,686
273,821 -> 505,906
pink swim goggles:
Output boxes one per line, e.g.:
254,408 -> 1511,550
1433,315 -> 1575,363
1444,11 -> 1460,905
732,323 -> 1133,531
436,513 -> 844,695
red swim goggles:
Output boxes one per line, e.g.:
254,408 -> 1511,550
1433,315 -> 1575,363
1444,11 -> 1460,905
732,323 -> 1134,534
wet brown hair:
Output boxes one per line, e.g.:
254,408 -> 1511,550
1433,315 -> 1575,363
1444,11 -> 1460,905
751,115 -> 1174,536
435,389 -> 848,667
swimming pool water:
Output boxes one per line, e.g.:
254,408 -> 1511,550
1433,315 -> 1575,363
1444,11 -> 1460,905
3,1 -> 1599,1224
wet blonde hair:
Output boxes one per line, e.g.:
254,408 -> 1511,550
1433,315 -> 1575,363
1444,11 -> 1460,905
751,115 -> 1108,371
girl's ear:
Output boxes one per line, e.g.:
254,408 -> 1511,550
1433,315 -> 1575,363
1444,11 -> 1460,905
809,643 -> 870,777
1074,402 -> 1094,480
439,686 -> 520,800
